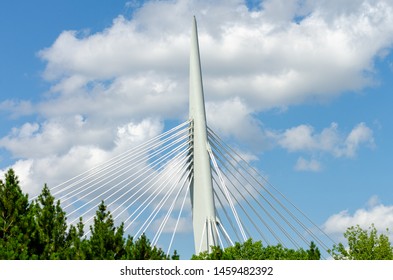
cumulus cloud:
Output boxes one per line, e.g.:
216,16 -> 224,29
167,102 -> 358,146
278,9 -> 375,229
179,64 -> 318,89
344,122 -> 375,157
294,157 -> 322,172
323,196 -> 393,240
0,100 -> 34,118
1,0 -> 391,193
206,98 -> 273,151
35,0 -> 393,115
0,118 -> 165,196
0,118 -> 114,159
277,122 -> 375,158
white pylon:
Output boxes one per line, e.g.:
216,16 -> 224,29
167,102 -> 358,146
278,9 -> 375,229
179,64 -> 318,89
189,17 -> 219,254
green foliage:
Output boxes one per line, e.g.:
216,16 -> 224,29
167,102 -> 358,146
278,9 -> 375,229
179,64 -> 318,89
191,245 -> 224,260
171,250 -> 180,260
330,224 -> 393,260
191,238 -> 321,260
122,233 -> 171,260
6,169 -> 393,261
87,201 -> 126,259
0,168 -> 322,261
0,169 -> 178,260
0,169 -> 33,259
63,218 -> 90,260
30,184 -> 68,259
307,241 -> 321,260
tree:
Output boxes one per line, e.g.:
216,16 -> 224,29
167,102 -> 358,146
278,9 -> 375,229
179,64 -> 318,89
330,224 -> 393,260
123,233 -> 170,260
0,169 -> 33,259
191,245 -> 223,260
63,217 -> 90,260
307,241 -> 321,260
30,184 -> 68,259
171,250 -> 180,260
0,169 -> 179,260
191,238 -> 320,260
87,201 -> 126,260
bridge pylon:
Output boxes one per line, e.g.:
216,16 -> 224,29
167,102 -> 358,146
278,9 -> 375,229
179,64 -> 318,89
188,17 -> 219,254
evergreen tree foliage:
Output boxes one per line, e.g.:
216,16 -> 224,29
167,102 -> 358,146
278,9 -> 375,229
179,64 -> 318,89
330,224 -> 393,260
171,250 -> 180,260
63,218 -> 89,260
0,169 -> 178,260
306,241 -> 321,260
0,169 -> 33,259
30,184 -> 68,259
122,233 -> 170,260
87,201 -> 126,260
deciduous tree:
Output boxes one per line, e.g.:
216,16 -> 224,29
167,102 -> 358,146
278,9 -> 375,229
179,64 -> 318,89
330,224 -> 393,260
192,238 -> 321,260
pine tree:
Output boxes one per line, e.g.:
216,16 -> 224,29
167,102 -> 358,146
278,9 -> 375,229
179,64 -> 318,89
307,241 -> 321,260
64,217 -> 89,260
0,170 -> 179,260
0,169 -> 33,259
123,233 -> 170,260
88,201 -> 125,260
171,250 -> 180,260
30,184 -> 68,259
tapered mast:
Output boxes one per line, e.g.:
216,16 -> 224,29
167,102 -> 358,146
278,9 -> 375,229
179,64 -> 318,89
189,17 -> 218,254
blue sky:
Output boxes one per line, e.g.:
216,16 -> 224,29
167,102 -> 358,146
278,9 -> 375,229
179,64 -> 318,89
1,0 -> 393,255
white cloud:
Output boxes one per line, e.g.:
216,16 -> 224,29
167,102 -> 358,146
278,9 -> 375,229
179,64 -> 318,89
343,122 -> 375,157
0,118 -> 113,159
294,157 -> 322,172
278,124 -> 317,152
206,98 -> 271,151
115,118 -> 164,150
35,0 -> 393,114
366,195 -> 381,208
0,100 -> 34,118
0,118 -> 164,196
277,122 -> 374,158
323,196 -> 393,240
1,0 -> 391,194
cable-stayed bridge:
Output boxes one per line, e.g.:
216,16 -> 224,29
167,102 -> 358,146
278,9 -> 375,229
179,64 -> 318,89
38,18 -> 334,258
